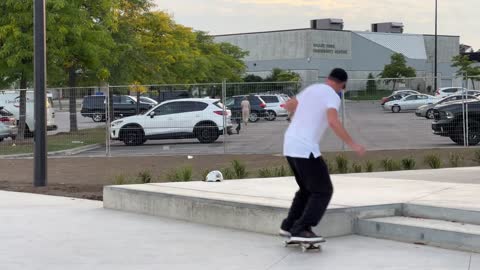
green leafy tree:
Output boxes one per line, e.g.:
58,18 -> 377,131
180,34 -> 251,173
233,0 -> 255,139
0,0 -> 65,139
265,68 -> 301,82
366,73 -> 377,94
451,55 -> 480,89
51,0 -> 118,132
380,53 -> 416,91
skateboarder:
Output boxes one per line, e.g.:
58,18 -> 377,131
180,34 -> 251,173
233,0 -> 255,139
279,68 -> 365,243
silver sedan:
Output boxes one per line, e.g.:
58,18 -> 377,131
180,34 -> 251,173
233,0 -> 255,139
415,94 -> 478,119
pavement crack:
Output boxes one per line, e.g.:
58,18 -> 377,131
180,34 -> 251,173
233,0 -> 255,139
407,185 -> 460,203
468,253 -> 472,270
265,252 -> 291,270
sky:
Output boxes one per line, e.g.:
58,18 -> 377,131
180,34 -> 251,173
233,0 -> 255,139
154,0 -> 479,49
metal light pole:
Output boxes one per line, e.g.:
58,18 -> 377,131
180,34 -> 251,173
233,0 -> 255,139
434,0 -> 438,92
34,0 -> 47,187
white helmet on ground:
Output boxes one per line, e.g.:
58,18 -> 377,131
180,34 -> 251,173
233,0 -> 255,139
205,171 -> 223,182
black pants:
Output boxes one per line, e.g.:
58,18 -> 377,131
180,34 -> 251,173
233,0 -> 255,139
282,154 -> 333,235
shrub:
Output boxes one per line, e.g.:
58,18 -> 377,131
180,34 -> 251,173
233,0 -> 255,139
167,167 -> 193,182
137,170 -> 152,184
324,158 -> 335,173
232,160 -> 248,179
221,168 -> 235,180
352,162 -> 362,173
202,169 -> 211,181
274,165 -> 289,177
381,158 -> 401,171
258,168 -> 273,178
335,155 -> 349,174
365,161 -> 374,172
401,158 -> 416,170
424,154 -> 442,169
449,153 -> 463,168
473,150 -> 480,164
113,174 -> 129,185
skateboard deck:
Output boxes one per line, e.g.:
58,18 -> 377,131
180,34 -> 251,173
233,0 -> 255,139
284,239 -> 325,252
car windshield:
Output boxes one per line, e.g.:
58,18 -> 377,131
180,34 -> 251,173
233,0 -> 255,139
0,108 -> 13,116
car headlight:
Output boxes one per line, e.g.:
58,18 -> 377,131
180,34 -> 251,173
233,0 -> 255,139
111,120 -> 123,127
446,111 -> 454,119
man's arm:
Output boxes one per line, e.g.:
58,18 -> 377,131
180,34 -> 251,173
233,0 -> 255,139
327,108 -> 365,156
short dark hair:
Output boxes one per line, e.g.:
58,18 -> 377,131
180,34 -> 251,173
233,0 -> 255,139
329,68 -> 348,83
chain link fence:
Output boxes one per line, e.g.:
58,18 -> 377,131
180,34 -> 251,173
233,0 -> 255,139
2,76 -> 480,158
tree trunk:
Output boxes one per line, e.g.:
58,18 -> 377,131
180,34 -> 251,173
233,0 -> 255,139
471,79 -> 476,90
392,80 -> 397,91
136,91 -> 140,115
17,76 -> 28,141
68,67 -> 78,132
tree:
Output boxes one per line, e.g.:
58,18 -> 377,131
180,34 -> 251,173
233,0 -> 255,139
380,53 -> 416,91
52,0 -> 118,132
0,0 -> 65,139
265,68 -> 301,82
129,81 -> 147,114
366,73 -> 377,94
451,55 -> 480,89
243,74 -> 264,82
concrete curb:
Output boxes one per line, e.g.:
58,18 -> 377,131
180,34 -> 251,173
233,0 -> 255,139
0,143 -> 102,159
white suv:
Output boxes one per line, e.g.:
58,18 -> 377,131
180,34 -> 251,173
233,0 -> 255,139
259,94 -> 289,121
110,98 -> 233,146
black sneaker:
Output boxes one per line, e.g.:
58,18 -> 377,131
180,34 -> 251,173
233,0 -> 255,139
290,230 -> 325,243
279,221 -> 292,237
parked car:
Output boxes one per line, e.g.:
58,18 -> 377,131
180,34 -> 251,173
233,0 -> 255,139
110,98 -> 233,146
149,90 -> 191,103
384,94 -> 438,113
137,96 -> 158,106
416,94 -> 479,119
225,95 -> 268,122
0,90 -> 57,134
81,95 -> 152,122
259,94 -> 289,120
432,100 -> 480,145
381,90 -> 420,105
0,107 -> 17,141
435,87 -> 467,98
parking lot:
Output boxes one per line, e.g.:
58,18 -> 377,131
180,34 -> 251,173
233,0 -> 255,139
72,100 -> 464,157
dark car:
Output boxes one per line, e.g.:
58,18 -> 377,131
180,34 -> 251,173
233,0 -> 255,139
81,95 -> 152,122
432,100 -> 480,145
149,91 -> 191,103
225,95 -> 267,122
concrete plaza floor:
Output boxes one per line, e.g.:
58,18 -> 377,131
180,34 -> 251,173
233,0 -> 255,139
1,190 -> 480,270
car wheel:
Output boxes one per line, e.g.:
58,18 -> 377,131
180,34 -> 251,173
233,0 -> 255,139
195,123 -> 219,143
426,109 -> 435,119
0,138 -> 3,142
450,121 -> 480,146
121,127 -> 145,146
249,112 -> 259,122
265,110 -> 276,121
392,106 -> 401,113
92,113 -> 104,122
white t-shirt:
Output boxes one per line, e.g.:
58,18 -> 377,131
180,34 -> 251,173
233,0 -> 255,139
283,83 -> 341,158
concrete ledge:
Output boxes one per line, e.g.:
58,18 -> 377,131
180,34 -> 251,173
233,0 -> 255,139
103,184 -> 400,237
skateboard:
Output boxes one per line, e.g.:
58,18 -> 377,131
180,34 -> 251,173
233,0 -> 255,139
284,238 -> 325,252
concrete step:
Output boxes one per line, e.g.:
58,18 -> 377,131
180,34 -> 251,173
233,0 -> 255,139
357,216 -> 480,252
403,204 -> 480,226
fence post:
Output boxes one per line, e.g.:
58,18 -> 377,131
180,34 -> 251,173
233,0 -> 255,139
341,89 -> 346,151
106,84 -> 111,157
465,73 -> 469,147
222,80 -> 227,155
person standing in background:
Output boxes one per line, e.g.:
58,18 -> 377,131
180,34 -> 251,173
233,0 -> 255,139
241,96 -> 251,126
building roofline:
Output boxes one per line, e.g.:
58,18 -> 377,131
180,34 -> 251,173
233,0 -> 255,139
213,28 -> 459,38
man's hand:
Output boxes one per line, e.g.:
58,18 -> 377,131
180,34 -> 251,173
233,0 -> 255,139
327,108 -> 366,156
351,143 -> 366,156
284,97 -> 298,113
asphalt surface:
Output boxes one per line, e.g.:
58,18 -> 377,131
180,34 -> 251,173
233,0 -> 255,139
75,101 -> 468,157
